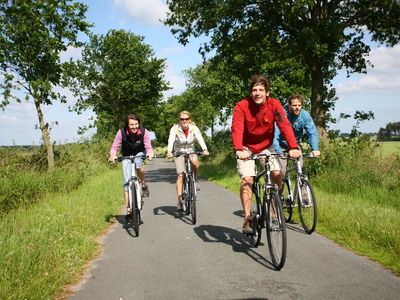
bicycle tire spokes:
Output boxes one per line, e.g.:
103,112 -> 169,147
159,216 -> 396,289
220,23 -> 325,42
297,179 -> 317,234
130,184 -> 140,237
266,192 -> 287,270
281,178 -> 293,222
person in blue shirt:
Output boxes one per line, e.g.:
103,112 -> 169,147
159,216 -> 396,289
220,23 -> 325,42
273,93 -> 320,185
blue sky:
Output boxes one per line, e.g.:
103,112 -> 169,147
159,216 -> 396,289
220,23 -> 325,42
1,0 -> 399,145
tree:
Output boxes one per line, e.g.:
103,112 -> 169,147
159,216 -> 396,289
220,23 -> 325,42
65,29 -> 169,138
165,0 -> 400,138
0,0 -> 91,171
183,60 -> 244,136
153,60 -> 244,144
377,121 -> 400,141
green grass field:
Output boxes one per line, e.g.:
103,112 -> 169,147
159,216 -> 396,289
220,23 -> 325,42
376,141 -> 400,157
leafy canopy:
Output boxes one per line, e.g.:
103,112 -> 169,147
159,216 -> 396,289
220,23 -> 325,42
64,29 -> 170,137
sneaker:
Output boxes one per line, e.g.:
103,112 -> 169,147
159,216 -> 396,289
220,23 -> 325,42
242,218 -> 253,234
195,179 -> 200,191
142,184 -> 150,197
301,189 -> 310,207
176,201 -> 183,212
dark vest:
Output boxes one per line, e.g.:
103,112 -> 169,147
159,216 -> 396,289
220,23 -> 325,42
121,127 -> 146,156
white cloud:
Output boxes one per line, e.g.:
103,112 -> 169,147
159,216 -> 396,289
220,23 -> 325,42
60,46 -> 82,62
163,62 -> 185,98
336,45 -> 400,94
113,0 -> 168,26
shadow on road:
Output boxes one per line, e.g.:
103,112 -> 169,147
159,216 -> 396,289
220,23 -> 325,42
234,209 -> 310,235
193,224 -> 277,270
146,168 -> 176,184
153,205 -> 193,225
112,214 -> 140,237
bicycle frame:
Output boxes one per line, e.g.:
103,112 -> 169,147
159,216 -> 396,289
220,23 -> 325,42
282,153 -> 318,234
248,152 -> 287,270
173,151 -> 203,224
118,154 -> 146,236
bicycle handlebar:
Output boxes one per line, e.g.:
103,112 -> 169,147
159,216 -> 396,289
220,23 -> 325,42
173,151 -> 205,158
237,152 -> 281,160
117,154 -> 147,162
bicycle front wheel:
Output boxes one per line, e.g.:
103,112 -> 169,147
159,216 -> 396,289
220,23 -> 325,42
265,190 -> 287,270
296,178 -> 317,234
281,178 -> 293,222
249,182 -> 262,247
130,184 -> 140,237
190,178 -> 197,225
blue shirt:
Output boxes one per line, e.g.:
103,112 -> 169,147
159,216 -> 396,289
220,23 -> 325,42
273,105 -> 319,154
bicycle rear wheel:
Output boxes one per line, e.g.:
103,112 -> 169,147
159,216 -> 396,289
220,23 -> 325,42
281,178 -> 293,222
265,190 -> 287,270
296,178 -> 317,234
130,184 -> 140,237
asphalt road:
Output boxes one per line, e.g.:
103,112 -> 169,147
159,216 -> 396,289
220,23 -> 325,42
69,158 -> 400,300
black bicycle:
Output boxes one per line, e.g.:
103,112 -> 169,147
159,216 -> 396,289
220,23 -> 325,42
244,152 -> 287,270
281,153 -> 318,234
118,154 -> 146,236
174,151 -> 204,225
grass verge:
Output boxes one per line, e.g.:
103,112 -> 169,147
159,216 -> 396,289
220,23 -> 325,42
0,167 -> 122,300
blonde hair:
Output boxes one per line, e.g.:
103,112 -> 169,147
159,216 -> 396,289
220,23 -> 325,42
178,111 -> 195,125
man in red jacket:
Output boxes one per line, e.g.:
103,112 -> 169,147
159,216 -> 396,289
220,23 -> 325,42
231,75 -> 301,234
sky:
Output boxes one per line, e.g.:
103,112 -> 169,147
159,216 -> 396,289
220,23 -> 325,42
1,0 -> 399,146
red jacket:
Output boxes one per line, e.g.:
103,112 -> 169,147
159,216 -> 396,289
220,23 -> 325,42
231,97 -> 298,153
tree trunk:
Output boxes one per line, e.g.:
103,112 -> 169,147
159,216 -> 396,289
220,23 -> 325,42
310,66 -> 328,140
34,98 -> 55,172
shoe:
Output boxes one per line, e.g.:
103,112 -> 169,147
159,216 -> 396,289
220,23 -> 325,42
176,201 -> 183,212
242,218 -> 253,234
301,189 -> 310,207
142,184 -> 150,197
195,179 -> 200,191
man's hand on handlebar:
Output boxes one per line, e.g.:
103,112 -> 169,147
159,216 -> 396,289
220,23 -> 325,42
311,150 -> 321,157
236,150 -> 251,160
288,149 -> 301,158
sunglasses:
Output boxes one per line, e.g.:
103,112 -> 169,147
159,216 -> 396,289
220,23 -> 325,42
180,118 -> 190,121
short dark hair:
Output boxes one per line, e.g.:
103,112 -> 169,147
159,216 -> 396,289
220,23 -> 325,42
125,114 -> 141,127
287,93 -> 304,105
249,74 -> 271,94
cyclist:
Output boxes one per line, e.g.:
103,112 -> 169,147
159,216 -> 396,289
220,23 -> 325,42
231,75 -> 301,234
108,114 -> 154,215
167,111 -> 209,211
273,93 -> 320,187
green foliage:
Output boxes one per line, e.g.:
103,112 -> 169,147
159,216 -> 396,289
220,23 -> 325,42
377,121 -> 400,141
0,168 -> 122,300
165,0 -> 400,134
64,29 -> 170,138
0,140 -> 110,217
0,0 -> 92,170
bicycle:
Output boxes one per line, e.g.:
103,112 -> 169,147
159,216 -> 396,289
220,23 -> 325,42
118,154 -> 146,237
244,152 -> 287,270
281,153 -> 318,234
173,151 -> 204,225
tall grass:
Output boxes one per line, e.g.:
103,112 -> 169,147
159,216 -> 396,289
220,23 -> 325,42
200,137 -> 400,275
0,167 -> 122,300
0,140 -> 110,217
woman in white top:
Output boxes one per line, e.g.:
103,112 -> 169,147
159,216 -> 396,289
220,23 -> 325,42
167,111 -> 209,211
